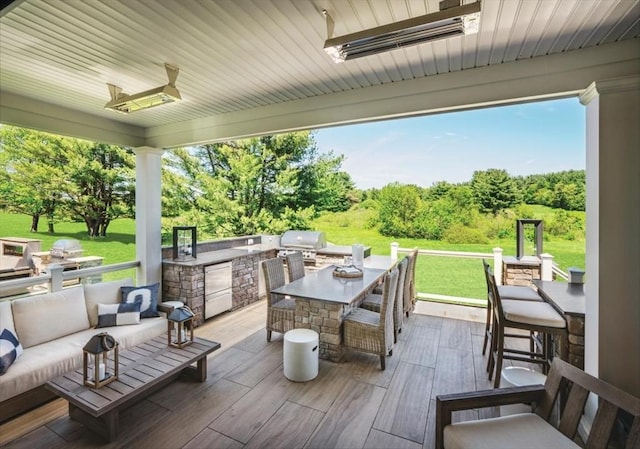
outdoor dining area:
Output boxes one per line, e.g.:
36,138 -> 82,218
1,248 -> 639,449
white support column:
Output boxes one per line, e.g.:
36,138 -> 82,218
580,75 -> 640,397
390,242 -> 399,260
540,253 -> 554,281
493,247 -> 503,285
133,147 -> 164,289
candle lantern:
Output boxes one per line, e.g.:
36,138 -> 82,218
167,306 -> 195,348
172,226 -> 197,261
83,332 -> 118,388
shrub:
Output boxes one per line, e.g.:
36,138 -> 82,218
444,224 -> 488,244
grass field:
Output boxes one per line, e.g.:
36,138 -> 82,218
312,208 -> 586,301
0,213 -> 137,282
1,210 -> 585,300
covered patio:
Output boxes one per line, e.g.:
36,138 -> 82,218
1,301 -> 501,448
1,0 -> 639,446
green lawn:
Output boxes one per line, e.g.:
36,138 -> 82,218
0,213 -> 137,281
1,210 -> 585,300
312,208 -> 586,302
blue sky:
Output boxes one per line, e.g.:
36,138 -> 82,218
314,97 -> 585,190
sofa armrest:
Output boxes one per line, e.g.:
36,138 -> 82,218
435,385 -> 546,449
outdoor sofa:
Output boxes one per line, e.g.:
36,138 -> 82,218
0,278 -> 167,422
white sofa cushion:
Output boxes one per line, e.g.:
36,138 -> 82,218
444,413 -> 580,449
0,301 -> 16,335
84,277 -> 134,327
12,287 -> 90,349
0,317 -> 166,402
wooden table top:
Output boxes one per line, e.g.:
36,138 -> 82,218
272,264 -> 387,304
46,335 -> 220,418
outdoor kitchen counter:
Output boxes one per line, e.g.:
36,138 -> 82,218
162,246 -> 276,326
162,247 -> 271,266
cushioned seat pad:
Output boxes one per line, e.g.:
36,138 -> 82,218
0,318 -> 166,402
444,413 -> 580,449
498,285 -> 543,301
502,300 -> 566,328
361,293 -> 382,312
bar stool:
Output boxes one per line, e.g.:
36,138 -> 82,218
486,264 -> 567,387
481,259 -> 545,358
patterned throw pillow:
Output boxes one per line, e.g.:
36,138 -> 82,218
120,283 -> 160,318
0,328 -> 23,376
96,302 -> 141,328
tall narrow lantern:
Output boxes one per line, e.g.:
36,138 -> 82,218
167,306 -> 195,348
172,226 -> 197,261
83,333 -> 119,388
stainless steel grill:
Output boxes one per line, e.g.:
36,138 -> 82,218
278,230 -> 327,263
50,239 -> 83,260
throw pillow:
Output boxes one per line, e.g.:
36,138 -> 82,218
96,302 -> 141,328
0,328 -> 23,376
120,283 -> 160,318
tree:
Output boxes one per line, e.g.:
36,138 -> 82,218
377,183 -> 422,237
163,131 -> 354,237
0,126 -> 67,232
470,168 -> 520,214
63,141 -> 136,237
0,125 -> 135,236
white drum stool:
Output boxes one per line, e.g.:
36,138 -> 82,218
500,366 -> 547,416
283,329 -> 319,382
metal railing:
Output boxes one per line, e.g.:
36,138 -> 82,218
0,260 -> 140,299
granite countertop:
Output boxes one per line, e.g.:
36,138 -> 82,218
163,245 -> 272,266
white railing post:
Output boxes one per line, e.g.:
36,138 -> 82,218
47,263 -> 64,292
541,253 -> 554,281
390,242 -> 399,260
493,247 -> 503,285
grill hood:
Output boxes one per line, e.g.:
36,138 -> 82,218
280,231 -> 327,250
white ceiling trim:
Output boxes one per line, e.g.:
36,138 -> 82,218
147,39 -> 639,147
2,39 -> 638,149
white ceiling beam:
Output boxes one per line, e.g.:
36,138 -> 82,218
145,39 -> 639,148
0,91 -> 146,147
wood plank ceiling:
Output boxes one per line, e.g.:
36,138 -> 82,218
1,0 -> 639,131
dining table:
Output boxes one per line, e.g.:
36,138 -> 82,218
271,255 -> 397,362
534,279 -> 586,370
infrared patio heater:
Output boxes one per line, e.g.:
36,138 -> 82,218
322,0 -> 481,63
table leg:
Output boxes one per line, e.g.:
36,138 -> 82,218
69,403 -> 119,442
196,355 -> 207,381
181,356 -> 208,381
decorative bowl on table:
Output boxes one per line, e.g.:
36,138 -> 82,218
333,265 -> 363,278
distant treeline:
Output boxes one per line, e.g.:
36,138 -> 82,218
0,125 -> 584,242
356,168 -> 585,242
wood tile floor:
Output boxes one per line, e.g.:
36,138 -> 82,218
1,300 -> 538,449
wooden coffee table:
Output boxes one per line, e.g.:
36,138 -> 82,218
46,335 -> 220,442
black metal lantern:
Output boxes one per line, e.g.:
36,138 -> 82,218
172,226 -> 197,261
83,332 -> 118,388
167,306 -> 195,348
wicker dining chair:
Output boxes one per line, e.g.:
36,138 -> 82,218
485,263 -> 567,387
343,267 -> 399,370
261,257 -> 295,342
361,257 -> 407,342
285,251 -> 306,282
403,249 -> 419,317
